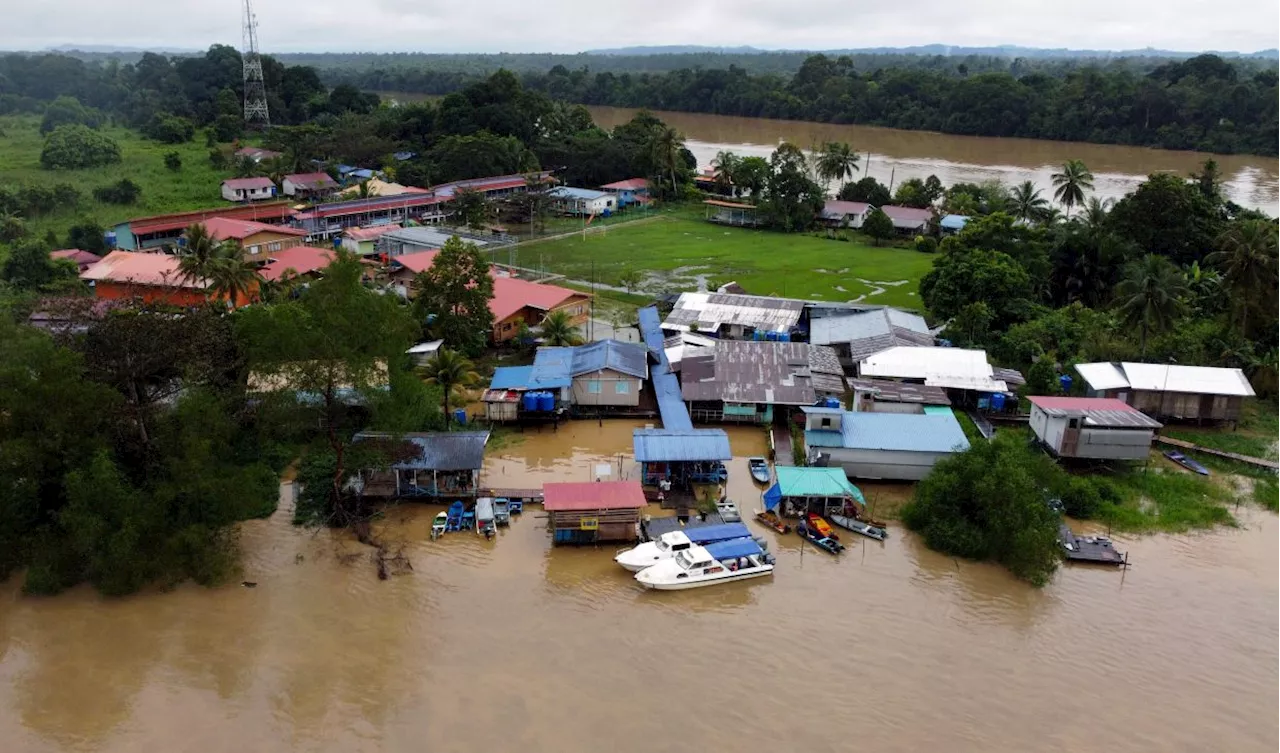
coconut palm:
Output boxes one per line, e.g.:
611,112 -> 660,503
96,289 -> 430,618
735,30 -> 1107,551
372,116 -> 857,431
178,223 -> 224,284
1008,181 -> 1049,223
1079,196 -> 1113,232
206,246 -> 262,309
814,141 -> 860,187
417,348 -> 479,429
649,126 -> 685,197
1051,159 -> 1094,218
1112,254 -> 1190,357
712,151 -> 739,196
539,309 -> 584,346
1206,219 -> 1279,336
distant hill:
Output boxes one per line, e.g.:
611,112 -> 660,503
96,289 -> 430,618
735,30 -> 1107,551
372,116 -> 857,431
586,45 -> 767,56
586,43 -> 1280,60
47,44 -> 200,54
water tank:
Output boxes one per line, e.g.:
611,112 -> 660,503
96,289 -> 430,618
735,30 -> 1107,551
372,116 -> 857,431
1059,374 -> 1073,393
453,408 -> 467,425
780,332 -> 790,342
522,391 -> 539,411
103,231 -> 117,248
991,393 -> 1007,411
538,392 -> 555,412
824,396 -> 841,409
766,331 -> 778,341
332,236 -> 342,249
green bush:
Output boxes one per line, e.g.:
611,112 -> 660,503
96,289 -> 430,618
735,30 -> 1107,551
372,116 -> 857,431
914,235 -> 938,253
40,124 -> 122,169
164,151 -> 182,171
93,178 -> 141,205
40,95 -> 103,134
143,113 -> 195,144
1060,476 -> 1102,519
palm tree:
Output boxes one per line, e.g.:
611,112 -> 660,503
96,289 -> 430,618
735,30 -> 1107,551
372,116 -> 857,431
649,126 -> 685,198
1051,159 -> 1094,218
1008,181 -> 1049,223
178,223 -> 223,284
206,246 -> 262,309
1206,219 -> 1279,336
1112,254 -> 1190,357
1079,196 -> 1113,232
814,142 -> 860,187
355,180 -> 378,199
711,151 -> 739,196
539,309 -> 584,346
417,348 -> 479,429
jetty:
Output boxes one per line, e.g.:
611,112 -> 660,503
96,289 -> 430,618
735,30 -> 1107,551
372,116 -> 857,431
1059,524 -> 1127,566
641,511 -> 735,541
1154,436 -> 1279,471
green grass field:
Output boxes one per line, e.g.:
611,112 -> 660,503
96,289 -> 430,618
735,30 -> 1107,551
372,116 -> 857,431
0,115 -> 236,245
515,213 -> 934,309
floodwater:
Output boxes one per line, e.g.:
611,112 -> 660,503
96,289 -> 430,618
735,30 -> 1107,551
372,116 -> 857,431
1,420 -> 1276,752
583,105 -> 1280,214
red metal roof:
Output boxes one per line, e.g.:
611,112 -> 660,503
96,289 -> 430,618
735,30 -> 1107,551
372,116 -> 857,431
202,216 -> 308,241
390,250 -> 441,274
823,200 -> 872,215
222,177 -> 276,190
298,193 -> 446,220
261,246 -> 336,281
51,249 -> 102,265
126,202 -> 297,236
284,172 -> 339,189
344,225 -> 402,242
542,481 -> 646,511
879,205 -> 933,221
1027,396 -> 1143,413
489,276 -> 585,322
81,251 -> 205,289
600,178 -> 649,191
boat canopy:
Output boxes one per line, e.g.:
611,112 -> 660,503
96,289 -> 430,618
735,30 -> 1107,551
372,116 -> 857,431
705,537 -> 764,560
684,523 -> 751,544
475,498 -> 494,519
763,484 -> 782,511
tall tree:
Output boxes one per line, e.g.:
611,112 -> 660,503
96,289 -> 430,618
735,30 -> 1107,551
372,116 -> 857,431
1206,219 -> 1279,337
862,208 -> 895,246
539,309 -> 583,346
1008,181 -> 1049,223
1112,254 -> 1190,356
178,223 -> 224,286
1051,159 -> 1094,217
761,142 -> 824,232
451,186 -> 492,229
732,156 -> 770,202
711,150 -> 739,196
417,348 -> 479,429
649,125 -> 685,197
412,236 -> 495,356
814,141 -> 860,187
207,247 -> 262,309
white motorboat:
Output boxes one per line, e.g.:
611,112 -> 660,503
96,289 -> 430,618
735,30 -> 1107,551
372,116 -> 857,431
830,513 -> 888,541
635,538 -> 774,591
614,522 -> 752,572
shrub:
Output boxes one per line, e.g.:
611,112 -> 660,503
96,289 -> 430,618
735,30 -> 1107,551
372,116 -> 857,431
40,95 -> 103,134
40,124 -> 121,169
143,113 -> 196,144
66,221 -> 108,254
1060,476 -> 1102,519
209,149 -> 229,170
164,151 -> 183,171
93,178 -> 142,205
915,235 -> 938,253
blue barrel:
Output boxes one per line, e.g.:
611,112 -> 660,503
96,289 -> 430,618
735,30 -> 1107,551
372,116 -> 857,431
991,393 -> 1007,411
522,391 -> 538,411
538,392 -> 555,411
780,332 -> 790,342
1059,374 -> 1073,393
104,231 -> 117,248
766,331 -> 778,341
453,408 -> 467,425
824,396 -> 841,409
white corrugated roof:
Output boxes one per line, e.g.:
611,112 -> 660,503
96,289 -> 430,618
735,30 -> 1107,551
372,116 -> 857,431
858,346 -> 1007,392
662,292 -> 805,333
810,308 -> 930,345
1075,362 -> 1129,390
1120,363 -> 1256,396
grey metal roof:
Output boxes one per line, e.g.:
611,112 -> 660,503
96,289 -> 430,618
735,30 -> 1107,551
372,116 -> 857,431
848,378 -> 951,406
680,340 -> 845,405
663,292 -> 805,333
810,309 -> 929,345
992,367 -> 1027,387
354,431 -> 489,471
569,339 -> 648,379
380,227 -> 490,249
806,412 -> 970,453
633,428 -> 732,462
1027,397 -> 1163,428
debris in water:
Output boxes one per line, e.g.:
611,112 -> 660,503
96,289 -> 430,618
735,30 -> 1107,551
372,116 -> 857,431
241,581 -> 257,588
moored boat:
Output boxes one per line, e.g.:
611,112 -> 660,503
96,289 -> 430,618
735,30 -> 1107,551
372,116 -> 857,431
635,538 -> 775,590
494,498 -> 511,526
717,499 -> 741,522
754,509 -> 792,534
797,520 -> 844,554
805,513 -> 839,540
445,501 -> 464,532
430,511 -> 448,540
508,498 -> 524,514
748,457 -> 771,485
1164,450 -> 1210,476
474,498 -> 495,539
830,513 -> 887,541
615,523 -> 752,572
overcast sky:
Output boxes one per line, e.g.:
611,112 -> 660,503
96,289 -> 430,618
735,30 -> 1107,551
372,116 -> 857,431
4,0 -> 1278,54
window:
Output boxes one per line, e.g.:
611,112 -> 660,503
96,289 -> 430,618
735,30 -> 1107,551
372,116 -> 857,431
820,417 -> 832,428
247,245 -> 261,255
615,381 -> 630,395
587,381 -> 602,394
268,241 -> 282,252
1068,418 -> 1080,429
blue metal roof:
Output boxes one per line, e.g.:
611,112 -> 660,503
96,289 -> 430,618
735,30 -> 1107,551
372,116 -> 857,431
489,366 -> 535,390
653,371 -> 692,430
530,348 -> 574,388
806,411 -> 970,453
684,523 -> 752,544
551,186 -> 612,201
704,537 -> 764,559
569,339 -> 648,378
633,428 -> 732,462
941,214 -> 970,230
637,306 -> 666,359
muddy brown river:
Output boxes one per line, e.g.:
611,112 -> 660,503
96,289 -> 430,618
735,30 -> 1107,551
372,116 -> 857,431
583,105 -> 1279,214
1,421 -> 1276,752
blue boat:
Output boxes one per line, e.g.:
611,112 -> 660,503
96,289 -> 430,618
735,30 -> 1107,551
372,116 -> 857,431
460,507 -> 476,529
1164,450 -> 1210,476
683,523 -> 752,545
705,537 -> 773,564
797,520 -> 845,554
445,501 -> 464,532
508,498 -> 524,514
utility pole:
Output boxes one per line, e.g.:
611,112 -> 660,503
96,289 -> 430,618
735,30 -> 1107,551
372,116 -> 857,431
241,0 -> 271,129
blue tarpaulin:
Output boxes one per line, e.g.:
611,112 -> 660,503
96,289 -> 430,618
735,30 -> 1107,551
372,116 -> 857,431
763,483 -> 782,511
705,537 -> 764,559
683,523 -> 751,544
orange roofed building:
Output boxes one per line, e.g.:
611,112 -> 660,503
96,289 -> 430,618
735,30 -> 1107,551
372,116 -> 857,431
81,251 -> 254,308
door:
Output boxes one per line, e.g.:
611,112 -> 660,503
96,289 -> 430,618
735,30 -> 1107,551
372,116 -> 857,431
1061,418 -> 1081,457
1199,394 -> 1215,419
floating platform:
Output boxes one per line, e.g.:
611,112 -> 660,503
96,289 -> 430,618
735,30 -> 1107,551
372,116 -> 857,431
1059,524 -> 1126,566
640,512 -> 732,542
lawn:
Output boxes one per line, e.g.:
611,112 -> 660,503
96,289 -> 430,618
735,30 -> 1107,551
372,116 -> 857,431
0,115 -> 236,246
514,213 -> 935,310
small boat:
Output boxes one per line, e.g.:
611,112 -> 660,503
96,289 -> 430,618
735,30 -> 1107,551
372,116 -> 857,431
460,507 -> 476,532
508,498 -> 524,514
430,511 -> 448,540
1164,450 -> 1210,476
493,498 -> 511,526
716,499 -> 741,522
830,513 -> 887,541
805,513 -> 839,540
445,501 -> 464,532
635,538 -> 775,590
615,523 -> 753,572
754,509 -> 792,534
748,457 -> 771,485
475,498 -> 496,539
797,522 -> 844,554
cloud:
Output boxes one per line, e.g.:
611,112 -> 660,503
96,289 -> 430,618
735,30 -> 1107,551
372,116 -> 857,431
2,0 -> 1277,53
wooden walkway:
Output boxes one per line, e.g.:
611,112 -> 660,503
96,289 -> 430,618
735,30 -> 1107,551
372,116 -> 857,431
772,425 -> 795,466
967,411 -> 996,440
1059,524 -> 1127,566
1154,436 -> 1279,471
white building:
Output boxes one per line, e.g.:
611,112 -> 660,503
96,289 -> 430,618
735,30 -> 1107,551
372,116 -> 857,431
857,346 -> 1008,392
1027,396 -> 1161,461
549,187 -> 617,216
221,177 -> 276,202
820,200 -> 873,228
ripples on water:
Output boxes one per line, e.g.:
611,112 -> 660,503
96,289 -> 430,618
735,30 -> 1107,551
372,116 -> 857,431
0,427 -> 1275,753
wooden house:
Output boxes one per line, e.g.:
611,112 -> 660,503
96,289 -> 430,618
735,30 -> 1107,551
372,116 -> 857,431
802,407 -> 970,481
80,250 -> 253,308
221,177 -> 277,202
1075,362 -> 1256,423
200,217 -> 308,263
543,481 -> 646,545
633,428 -> 732,490
1028,396 -> 1161,461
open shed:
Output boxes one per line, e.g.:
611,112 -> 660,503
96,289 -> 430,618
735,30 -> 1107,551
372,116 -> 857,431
633,428 -> 733,489
1028,396 -> 1161,460
763,467 -> 866,518
543,481 -> 647,545
352,431 -> 489,498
